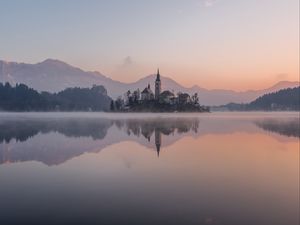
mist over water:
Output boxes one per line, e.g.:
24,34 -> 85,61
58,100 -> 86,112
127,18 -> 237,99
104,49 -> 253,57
0,112 -> 299,225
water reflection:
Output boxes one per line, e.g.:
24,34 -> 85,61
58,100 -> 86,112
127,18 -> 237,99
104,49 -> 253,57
0,115 -> 299,166
0,118 -> 112,143
0,113 -> 298,225
255,118 -> 300,138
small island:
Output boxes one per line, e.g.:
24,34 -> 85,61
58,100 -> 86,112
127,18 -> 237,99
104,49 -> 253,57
111,69 -> 210,113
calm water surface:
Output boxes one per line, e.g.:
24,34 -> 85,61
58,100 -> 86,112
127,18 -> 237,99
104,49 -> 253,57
0,112 -> 299,225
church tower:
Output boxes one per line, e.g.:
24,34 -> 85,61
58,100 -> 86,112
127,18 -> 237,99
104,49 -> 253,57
155,69 -> 161,100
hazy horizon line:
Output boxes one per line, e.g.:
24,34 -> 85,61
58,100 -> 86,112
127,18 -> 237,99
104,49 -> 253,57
1,57 -> 299,92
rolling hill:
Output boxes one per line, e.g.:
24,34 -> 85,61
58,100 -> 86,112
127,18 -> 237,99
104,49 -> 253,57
214,87 -> 300,111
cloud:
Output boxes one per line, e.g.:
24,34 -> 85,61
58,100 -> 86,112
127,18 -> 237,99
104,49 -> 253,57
276,73 -> 289,80
177,9 -> 183,15
111,56 -> 145,81
203,0 -> 218,7
122,56 -> 133,67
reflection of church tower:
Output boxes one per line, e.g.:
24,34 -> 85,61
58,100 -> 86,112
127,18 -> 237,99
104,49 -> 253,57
1,142 -> 11,164
155,69 -> 161,100
155,129 -> 161,157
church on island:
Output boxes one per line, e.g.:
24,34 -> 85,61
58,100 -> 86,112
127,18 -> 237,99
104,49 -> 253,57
111,69 -> 209,112
134,69 -> 191,105
141,69 -> 175,103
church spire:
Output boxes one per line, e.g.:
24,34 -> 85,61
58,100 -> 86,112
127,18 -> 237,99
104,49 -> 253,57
156,145 -> 160,157
156,68 -> 160,81
155,68 -> 161,100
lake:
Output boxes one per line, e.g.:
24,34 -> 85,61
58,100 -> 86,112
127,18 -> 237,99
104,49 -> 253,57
0,112 -> 299,225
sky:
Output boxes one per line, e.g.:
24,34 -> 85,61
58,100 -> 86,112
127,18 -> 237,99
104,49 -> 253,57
0,0 -> 299,91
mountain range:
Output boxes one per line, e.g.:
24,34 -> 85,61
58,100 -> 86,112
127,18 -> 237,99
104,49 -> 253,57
1,59 -> 299,105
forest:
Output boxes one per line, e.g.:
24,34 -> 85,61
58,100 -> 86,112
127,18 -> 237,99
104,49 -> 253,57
0,83 -> 111,111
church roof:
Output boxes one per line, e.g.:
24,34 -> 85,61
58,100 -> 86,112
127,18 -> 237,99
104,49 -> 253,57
178,93 -> 190,99
160,90 -> 174,97
141,87 -> 153,94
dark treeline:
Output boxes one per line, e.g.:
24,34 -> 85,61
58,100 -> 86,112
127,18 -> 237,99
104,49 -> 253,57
248,87 -> 299,110
215,87 -> 300,111
0,83 -> 111,111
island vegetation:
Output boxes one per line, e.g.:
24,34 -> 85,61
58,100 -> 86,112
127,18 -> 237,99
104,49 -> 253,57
111,92 -> 209,112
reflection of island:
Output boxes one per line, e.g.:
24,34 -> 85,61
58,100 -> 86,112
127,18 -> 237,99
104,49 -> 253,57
255,118 -> 300,138
0,117 -> 200,165
116,118 -> 200,156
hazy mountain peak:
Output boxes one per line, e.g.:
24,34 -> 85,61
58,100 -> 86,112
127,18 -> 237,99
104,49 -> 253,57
39,58 -> 71,67
271,80 -> 299,88
43,58 -> 64,63
0,59 -> 18,66
0,60 -> 9,64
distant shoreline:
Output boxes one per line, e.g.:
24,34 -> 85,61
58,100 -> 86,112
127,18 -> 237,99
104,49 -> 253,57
0,111 -> 299,114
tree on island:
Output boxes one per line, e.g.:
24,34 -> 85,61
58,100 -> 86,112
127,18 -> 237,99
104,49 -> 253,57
110,100 -> 115,111
191,93 -> 199,105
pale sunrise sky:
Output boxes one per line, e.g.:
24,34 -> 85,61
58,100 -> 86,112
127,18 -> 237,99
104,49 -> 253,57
0,0 -> 299,90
